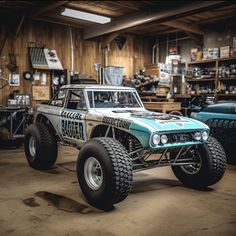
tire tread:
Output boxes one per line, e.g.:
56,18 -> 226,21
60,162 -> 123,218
25,123 -> 57,170
93,137 -> 132,203
206,136 -> 227,185
171,136 -> 227,188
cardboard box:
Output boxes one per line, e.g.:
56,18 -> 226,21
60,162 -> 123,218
212,48 -> 219,59
220,46 -> 230,58
208,48 -> 213,59
144,64 -> 160,77
230,47 -> 236,57
202,48 -> 219,60
202,48 -> 209,60
32,86 -> 50,100
190,48 -> 198,61
233,37 -> 236,48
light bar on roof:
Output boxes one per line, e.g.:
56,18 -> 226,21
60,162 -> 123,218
61,8 -> 111,24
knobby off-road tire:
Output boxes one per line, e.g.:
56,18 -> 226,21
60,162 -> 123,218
24,123 -> 58,170
172,136 -> 227,189
77,137 -> 133,210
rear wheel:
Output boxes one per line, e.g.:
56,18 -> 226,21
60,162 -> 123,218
171,136 -> 227,188
77,137 -> 132,210
24,123 -> 58,170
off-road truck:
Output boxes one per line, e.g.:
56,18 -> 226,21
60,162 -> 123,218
25,85 -> 227,209
191,102 -> 236,162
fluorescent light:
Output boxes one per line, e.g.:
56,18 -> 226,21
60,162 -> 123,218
61,8 -> 111,24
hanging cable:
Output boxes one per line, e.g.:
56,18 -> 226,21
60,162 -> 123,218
166,34 -> 169,57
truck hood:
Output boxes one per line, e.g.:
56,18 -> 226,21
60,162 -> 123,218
90,108 -> 209,133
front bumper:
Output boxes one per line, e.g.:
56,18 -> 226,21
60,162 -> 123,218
149,130 -> 208,150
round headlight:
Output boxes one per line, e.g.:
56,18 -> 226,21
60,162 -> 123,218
152,134 -> 160,145
161,134 -> 168,144
194,132 -> 201,141
202,131 -> 208,141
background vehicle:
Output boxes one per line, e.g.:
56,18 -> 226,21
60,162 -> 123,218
24,85 -> 227,210
191,101 -> 236,163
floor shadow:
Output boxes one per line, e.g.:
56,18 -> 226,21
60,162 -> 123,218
42,168 -> 62,175
22,197 -> 40,207
0,140 -> 23,149
57,161 -> 76,172
227,153 -> 236,165
132,177 -> 214,193
132,178 -> 181,193
190,186 -> 214,192
35,191 -> 95,214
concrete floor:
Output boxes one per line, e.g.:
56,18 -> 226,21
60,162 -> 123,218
0,145 -> 236,236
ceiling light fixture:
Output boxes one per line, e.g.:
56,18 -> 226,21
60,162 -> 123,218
61,8 -> 111,24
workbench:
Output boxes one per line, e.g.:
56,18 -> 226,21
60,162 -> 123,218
143,101 -> 181,113
0,107 -> 27,140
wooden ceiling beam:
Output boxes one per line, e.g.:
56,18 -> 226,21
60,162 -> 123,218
15,15 -> 25,37
185,32 -> 203,46
66,2 -> 120,17
33,13 -> 91,27
32,16 -> 83,29
83,1 -> 230,39
122,21 -> 169,33
31,1 -> 70,17
0,25 -> 7,55
101,32 -> 120,48
162,20 -> 204,35
195,12 -> 236,25
109,1 -> 140,11
147,29 -> 181,37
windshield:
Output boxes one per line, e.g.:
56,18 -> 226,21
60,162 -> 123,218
87,90 -> 143,109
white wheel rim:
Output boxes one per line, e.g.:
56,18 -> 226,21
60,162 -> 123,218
84,157 -> 103,190
29,136 -> 36,157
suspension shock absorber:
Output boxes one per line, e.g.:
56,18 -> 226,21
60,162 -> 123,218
128,136 -> 134,154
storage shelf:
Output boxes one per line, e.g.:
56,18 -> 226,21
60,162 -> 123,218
218,77 -> 236,81
174,94 -> 191,98
135,80 -> 154,88
190,94 -> 214,97
187,59 -> 216,65
139,91 -> 166,97
218,57 -> 236,62
187,57 -> 236,65
186,78 -> 215,82
217,93 -> 236,97
185,57 -> 236,103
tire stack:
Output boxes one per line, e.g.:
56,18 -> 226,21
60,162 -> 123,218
206,118 -> 236,163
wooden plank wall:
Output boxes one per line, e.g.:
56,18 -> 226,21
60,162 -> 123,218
158,29 -> 236,63
204,29 -> 236,48
0,19 -> 102,105
159,39 -> 199,63
107,35 -> 151,78
0,19 -> 151,106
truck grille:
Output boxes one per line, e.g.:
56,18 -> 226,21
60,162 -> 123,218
167,132 -> 194,143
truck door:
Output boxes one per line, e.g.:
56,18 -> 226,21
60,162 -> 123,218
60,89 -> 87,146
46,89 -> 67,134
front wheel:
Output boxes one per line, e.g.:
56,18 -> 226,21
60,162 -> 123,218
171,136 -> 227,189
77,137 -> 133,210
